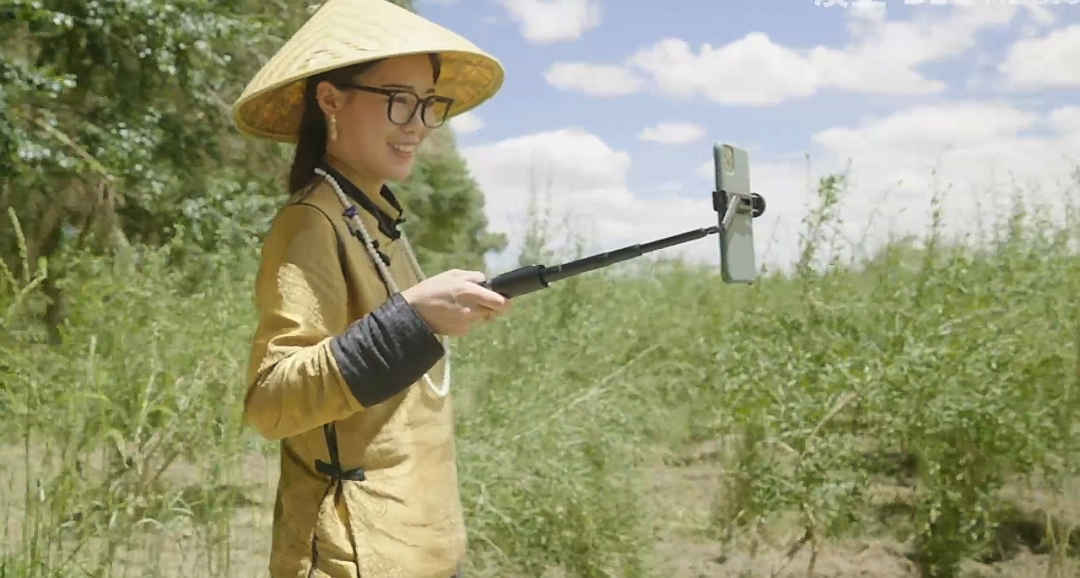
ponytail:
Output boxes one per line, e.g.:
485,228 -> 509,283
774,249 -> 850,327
287,80 -> 330,194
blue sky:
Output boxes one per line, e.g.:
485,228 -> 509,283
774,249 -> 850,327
409,0 -> 1080,272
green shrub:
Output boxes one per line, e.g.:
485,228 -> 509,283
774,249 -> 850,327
2,176 -> 1079,578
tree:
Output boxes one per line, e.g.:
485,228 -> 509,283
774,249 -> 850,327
1,0 -> 290,341
0,0 -> 507,341
395,125 -> 508,273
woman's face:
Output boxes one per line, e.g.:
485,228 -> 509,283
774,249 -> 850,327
318,54 -> 441,189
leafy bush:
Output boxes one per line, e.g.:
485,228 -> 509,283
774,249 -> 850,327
2,174 -> 1080,578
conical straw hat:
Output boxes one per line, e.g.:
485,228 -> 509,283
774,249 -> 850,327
232,0 -> 505,143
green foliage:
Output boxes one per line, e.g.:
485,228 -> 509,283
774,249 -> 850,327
1,0 -> 277,252
1,208 -> 259,577
694,184 -> 1080,578
1,0 -> 506,341
6,171 -> 1080,578
393,129 -> 508,273
3,2 -> 1080,578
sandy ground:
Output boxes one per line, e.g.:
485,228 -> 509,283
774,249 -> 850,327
649,440 -> 1080,578
1,440 -> 1077,578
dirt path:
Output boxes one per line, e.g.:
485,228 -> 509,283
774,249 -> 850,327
2,440 -> 1078,578
648,441 -> 1080,578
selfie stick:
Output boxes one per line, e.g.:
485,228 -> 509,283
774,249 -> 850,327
480,143 -> 766,298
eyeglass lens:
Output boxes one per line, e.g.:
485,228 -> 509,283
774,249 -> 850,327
388,93 -> 451,128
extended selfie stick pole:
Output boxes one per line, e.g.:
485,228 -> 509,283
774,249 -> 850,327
480,189 -> 766,299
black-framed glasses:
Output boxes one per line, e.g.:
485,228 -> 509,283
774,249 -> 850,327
340,84 -> 455,129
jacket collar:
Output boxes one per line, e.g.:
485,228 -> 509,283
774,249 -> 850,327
318,158 -> 405,241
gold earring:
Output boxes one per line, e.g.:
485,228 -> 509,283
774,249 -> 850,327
329,114 -> 338,142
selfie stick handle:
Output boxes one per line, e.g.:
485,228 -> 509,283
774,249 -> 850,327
480,226 -> 718,298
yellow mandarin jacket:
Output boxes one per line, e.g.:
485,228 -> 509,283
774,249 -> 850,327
244,158 -> 465,578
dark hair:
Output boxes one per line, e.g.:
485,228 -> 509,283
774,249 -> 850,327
287,53 -> 443,194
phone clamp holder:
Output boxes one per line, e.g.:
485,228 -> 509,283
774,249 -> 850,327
713,189 -> 766,231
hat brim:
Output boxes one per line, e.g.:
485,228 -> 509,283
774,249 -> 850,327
231,0 -> 505,143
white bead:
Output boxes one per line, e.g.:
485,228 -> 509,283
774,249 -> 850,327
313,167 -> 452,398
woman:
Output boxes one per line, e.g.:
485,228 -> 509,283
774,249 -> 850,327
230,1 -> 511,576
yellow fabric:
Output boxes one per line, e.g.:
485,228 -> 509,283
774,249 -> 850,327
244,164 -> 462,578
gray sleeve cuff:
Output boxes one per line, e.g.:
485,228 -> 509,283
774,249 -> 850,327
329,293 -> 445,408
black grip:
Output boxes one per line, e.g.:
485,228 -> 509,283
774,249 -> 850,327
479,264 -> 549,298
750,193 -> 766,218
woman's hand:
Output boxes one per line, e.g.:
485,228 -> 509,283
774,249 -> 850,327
400,269 -> 512,336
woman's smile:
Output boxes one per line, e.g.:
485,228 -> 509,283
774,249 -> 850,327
389,141 -> 417,158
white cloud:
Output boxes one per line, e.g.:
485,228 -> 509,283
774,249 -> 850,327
496,0 -> 601,43
1050,106 -> 1080,133
637,122 -> 706,145
650,181 -> 685,196
711,101 -> 1080,269
1021,3 -> 1058,27
450,111 -> 485,134
543,63 -> 644,97
999,24 -> 1080,89
461,129 -> 721,271
813,102 -> 1041,153
461,127 -> 830,273
465,101 -> 1080,275
545,4 -> 1044,105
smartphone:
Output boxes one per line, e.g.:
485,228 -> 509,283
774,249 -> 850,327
713,143 -> 757,284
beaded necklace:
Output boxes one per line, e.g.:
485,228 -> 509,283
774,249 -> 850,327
313,165 -> 452,398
